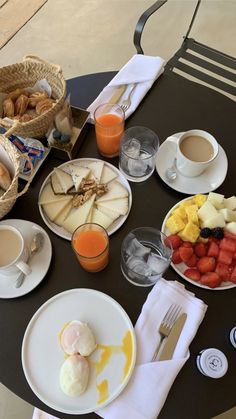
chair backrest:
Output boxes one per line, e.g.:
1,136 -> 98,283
133,0 -> 236,101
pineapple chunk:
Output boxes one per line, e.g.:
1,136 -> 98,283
224,196 -> 236,210
185,205 -> 199,225
198,201 -> 218,222
193,194 -> 207,208
178,222 -> 200,243
225,222 -> 236,235
166,214 -> 186,234
172,206 -> 187,221
202,213 -> 225,229
180,199 -> 194,208
207,192 -> 224,209
219,208 -> 236,222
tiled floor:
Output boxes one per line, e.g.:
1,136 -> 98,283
0,1 -> 235,418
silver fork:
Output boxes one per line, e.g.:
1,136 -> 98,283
120,83 -> 137,112
152,303 -> 182,361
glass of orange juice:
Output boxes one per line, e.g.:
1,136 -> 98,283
94,103 -> 125,158
72,223 -> 109,273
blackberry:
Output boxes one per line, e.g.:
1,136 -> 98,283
53,129 -> 61,140
200,227 -> 212,238
212,227 -> 224,240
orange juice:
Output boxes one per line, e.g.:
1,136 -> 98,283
72,224 -> 109,272
94,104 -> 125,158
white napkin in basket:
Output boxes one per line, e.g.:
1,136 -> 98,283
87,54 -> 165,122
32,279 -> 207,419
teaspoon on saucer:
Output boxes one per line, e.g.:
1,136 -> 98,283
15,232 -> 44,288
165,158 -> 177,182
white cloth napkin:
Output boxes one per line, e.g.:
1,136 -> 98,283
32,279 -> 207,419
87,54 -> 165,122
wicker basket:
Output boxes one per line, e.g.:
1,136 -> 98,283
0,55 -> 66,139
0,135 -> 31,219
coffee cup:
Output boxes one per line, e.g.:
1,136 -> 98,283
0,225 -> 31,278
166,130 -> 219,177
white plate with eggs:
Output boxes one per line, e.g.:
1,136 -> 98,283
21,288 -> 136,415
38,158 -> 132,240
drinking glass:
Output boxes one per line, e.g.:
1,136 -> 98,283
94,103 -> 125,158
121,227 -> 172,286
72,223 -> 109,273
119,126 -> 159,182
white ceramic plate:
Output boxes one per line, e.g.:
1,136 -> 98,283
0,219 -> 52,299
156,132 -> 228,195
161,197 -> 236,290
38,158 -> 132,240
21,288 -> 136,415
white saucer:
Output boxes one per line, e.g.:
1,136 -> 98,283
0,219 -> 52,299
155,132 -> 228,194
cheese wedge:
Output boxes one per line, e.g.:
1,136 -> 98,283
54,167 -> 74,193
42,196 -> 72,222
68,165 -> 91,192
96,204 -> 120,222
91,207 -> 114,229
100,165 -> 117,184
39,183 -> 70,205
62,194 -> 96,233
86,161 -> 104,182
96,180 -> 128,203
97,197 -> 128,215
54,201 -> 73,226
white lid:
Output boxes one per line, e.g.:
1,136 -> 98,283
196,348 -> 228,378
229,327 -> 236,348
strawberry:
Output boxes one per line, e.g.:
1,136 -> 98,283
172,249 -> 182,264
164,234 -> 182,250
184,268 -> 201,282
201,272 -> 221,288
194,242 -> 207,257
215,262 -> 231,281
207,241 -> 219,258
219,238 -> 236,253
179,246 -> 194,262
185,254 -> 198,267
197,256 -> 216,273
218,249 -> 233,265
230,266 -> 236,283
182,241 -> 193,248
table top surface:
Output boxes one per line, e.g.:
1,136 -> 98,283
1,70 -> 236,419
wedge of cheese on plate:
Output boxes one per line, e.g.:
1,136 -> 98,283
96,180 -> 128,203
62,194 -> 96,233
96,204 -> 120,222
100,165 -> 117,184
42,195 -> 73,222
39,183 -> 70,205
86,161 -> 104,182
68,165 -> 91,192
91,207 -> 114,229
53,167 -> 74,193
97,198 -> 128,216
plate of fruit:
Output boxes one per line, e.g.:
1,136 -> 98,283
162,192 -> 236,290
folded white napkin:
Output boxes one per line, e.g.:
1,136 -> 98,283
32,279 -> 207,419
87,54 -> 165,122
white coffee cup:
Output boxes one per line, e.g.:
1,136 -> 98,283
0,225 -> 31,278
166,130 -> 219,177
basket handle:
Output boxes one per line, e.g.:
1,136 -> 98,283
23,54 -> 62,74
1,153 -> 33,202
4,121 -> 22,138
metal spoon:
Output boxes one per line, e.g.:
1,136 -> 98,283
15,232 -> 44,288
165,158 -> 177,182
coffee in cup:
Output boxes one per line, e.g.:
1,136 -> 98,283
166,130 -> 218,177
0,225 -> 31,278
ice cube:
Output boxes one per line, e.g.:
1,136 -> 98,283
124,138 -> 141,158
125,238 -> 151,259
127,256 -> 152,277
127,158 -> 149,177
147,252 -> 169,275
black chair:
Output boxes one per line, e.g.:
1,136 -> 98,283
133,0 -> 236,101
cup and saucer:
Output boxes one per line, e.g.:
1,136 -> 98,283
155,131 -> 228,195
0,219 -> 52,299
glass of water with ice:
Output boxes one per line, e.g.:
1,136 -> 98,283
119,126 -> 159,182
121,227 -> 172,287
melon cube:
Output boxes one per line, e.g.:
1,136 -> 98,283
224,196 -> 236,210
219,208 -> 236,222
202,213 -> 225,229
207,192 -> 225,209
225,222 -> 236,235
198,201 -> 218,222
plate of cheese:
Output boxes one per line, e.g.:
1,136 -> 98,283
38,158 -> 132,240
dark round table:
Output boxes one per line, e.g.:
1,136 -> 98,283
0,70 -> 236,419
